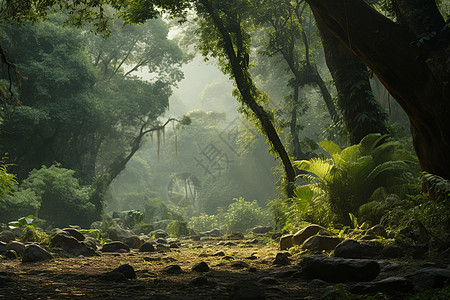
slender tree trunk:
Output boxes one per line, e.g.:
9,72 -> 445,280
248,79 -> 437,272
90,118 -> 177,219
200,0 -> 296,196
315,17 -> 388,144
290,78 -> 304,160
305,0 -> 450,179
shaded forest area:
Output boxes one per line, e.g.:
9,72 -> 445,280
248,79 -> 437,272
1,1 -> 450,299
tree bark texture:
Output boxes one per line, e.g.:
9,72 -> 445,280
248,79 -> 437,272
315,17 -> 388,144
306,0 -> 450,179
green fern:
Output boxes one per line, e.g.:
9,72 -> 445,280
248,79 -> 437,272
423,172 -> 450,201
293,134 -> 419,225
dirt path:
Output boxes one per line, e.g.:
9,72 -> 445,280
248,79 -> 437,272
0,237 -> 327,299
0,236 -> 440,299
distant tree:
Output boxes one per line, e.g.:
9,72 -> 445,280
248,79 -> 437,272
0,17 -> 98,181
252,0 -> 338,159
85,18 -> 184,83
0,0 -> 296,197
194,0 -> 296,196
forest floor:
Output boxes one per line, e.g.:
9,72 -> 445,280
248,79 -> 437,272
0,235 -> 443,300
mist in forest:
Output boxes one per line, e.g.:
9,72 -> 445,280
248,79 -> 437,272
0,1 -> 420,235
105,55 -> 279,219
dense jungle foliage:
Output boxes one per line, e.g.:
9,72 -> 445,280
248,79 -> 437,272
0,0 -> 449,255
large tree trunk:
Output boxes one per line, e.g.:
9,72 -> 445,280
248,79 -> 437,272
305,0 -> 450,179
315,18 -> 388,144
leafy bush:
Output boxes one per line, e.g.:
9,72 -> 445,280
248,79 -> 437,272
112,210 -> 143,229
0,158 -> 16,198
143,197 -> 170,223
382,191 -> 450,249
0,189 -> 40,223
189,198 -> 272,233
20,164 -> 95,227
188,211 -> 224,232
224,197 -> 272,232
294,134 -> 419,226
8,214 -> 37,229
166,220 -> 189,237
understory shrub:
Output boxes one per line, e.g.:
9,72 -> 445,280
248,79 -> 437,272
0,158 -> 16,198
19,164 -> 95,227
0,189 -> 40,223
293,134 -> 419,226
166,220 -> 189,237
225,197 -> 272,232
188,211 -> 224,232
382,173 -> 450,248
143,197 -> 170,223
189,197 -> 272,233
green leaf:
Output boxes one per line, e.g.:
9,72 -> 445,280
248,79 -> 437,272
318,140 -> 342,156
294,185 -> 314,203
25,214 -> 34,224
8,221 -> 20,229
349,212 -> 358,229
340,144 -> 361,164
359,133 -> 387,156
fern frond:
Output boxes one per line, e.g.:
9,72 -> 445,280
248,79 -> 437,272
372,141 -> 418,165
359,133 -> 388,156
318,140 -> 342,163
365,160 -> 410,188
423,172 -> 450,200
295,158 -> 334,181
340,144 -> 361,165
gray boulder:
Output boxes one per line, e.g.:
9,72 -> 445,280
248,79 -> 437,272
233,280 -> 265,300
192,261 -> 210,272
279,234 -> 294,250
231,260 -> 250,269
162,264 -> 182,274
83,237 -> 100,250
102,264 -> 136,281
190,276 -> 214,286
381,244 -> 405,258
349,277 -> 414,294
200,228 -> 224,237
300,254 -> 380,283
0,241 -> 7,253
405,267 -> 450,291
6,241 -> 26,256
51,230 -> 97,256
108,226 -> 135,241
251,226 -> 272,234
100,241 -> 130,253
150,229 -> 169,239
62,228 -> 85,241
293,224 -> 330,246
0,231 -> 15,243
258,276 -> 279,285
123,235 -> 142,249
22,244 -> 53,262
139,242 -> 156,252
334,239 -> 382,259
155,244 -> 170,252
301,235 -> 342,252
273,252 -> 291,266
